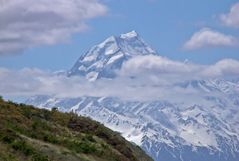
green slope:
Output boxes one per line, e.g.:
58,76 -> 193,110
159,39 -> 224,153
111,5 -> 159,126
0,98 -> 153,161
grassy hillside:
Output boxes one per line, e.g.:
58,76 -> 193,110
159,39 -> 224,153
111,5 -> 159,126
0,97 -> 153,161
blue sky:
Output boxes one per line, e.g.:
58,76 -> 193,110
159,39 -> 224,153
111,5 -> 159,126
0,0 -> 238,71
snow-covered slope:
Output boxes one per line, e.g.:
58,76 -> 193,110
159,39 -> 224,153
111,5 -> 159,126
26,91 -> 239,161
26,31 -> 239,161
68,31 -> 156,81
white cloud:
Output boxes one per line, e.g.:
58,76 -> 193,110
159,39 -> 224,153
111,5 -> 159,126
183,28 -> 238,50
0,67 -> 202,101
203,59 -> 239,77
1,56 -> 239,101
120,55 -> 202,76
0,0 -> 107,55
120,55 -> 239,80
221,2 -> 239,28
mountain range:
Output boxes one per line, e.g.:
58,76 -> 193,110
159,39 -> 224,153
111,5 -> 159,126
26,31 -> 239,161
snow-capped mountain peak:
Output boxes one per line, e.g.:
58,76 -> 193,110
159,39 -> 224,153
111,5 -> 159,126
120,30 -> 138,39
68,31 -> 157,80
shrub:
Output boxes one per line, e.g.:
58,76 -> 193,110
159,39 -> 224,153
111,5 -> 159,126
1,135 -> 15,144
31,153 -> 49,161
51,107 -> 58,112
0,129 -> 17,144
0,95 -> 3,102
11,140 -> 34,156
76,142 -> 97,153
84,134 -> 96,142
22,106 -> 32,119
43,134 -> 58,144
63,139 -> 97,154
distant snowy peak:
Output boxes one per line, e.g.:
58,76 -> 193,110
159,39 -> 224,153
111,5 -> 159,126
68,31 -> 157,80
177,79 -> 239,94
120,30 -> 138,39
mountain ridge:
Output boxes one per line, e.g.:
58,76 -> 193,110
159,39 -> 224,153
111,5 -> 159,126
26,31 -> 239,161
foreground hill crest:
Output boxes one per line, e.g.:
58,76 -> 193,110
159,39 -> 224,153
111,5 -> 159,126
0,98 -> 153,161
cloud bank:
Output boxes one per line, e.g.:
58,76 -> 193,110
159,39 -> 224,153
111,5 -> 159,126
1,55 -> 239,101
0,0 -> 107,55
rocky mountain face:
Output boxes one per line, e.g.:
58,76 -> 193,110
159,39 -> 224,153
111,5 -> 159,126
26,31 -> 239,161
68,31 -> 156,81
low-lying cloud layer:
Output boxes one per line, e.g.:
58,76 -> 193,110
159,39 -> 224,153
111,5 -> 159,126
0,0 -> 107,55
1,55 -> 239,101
